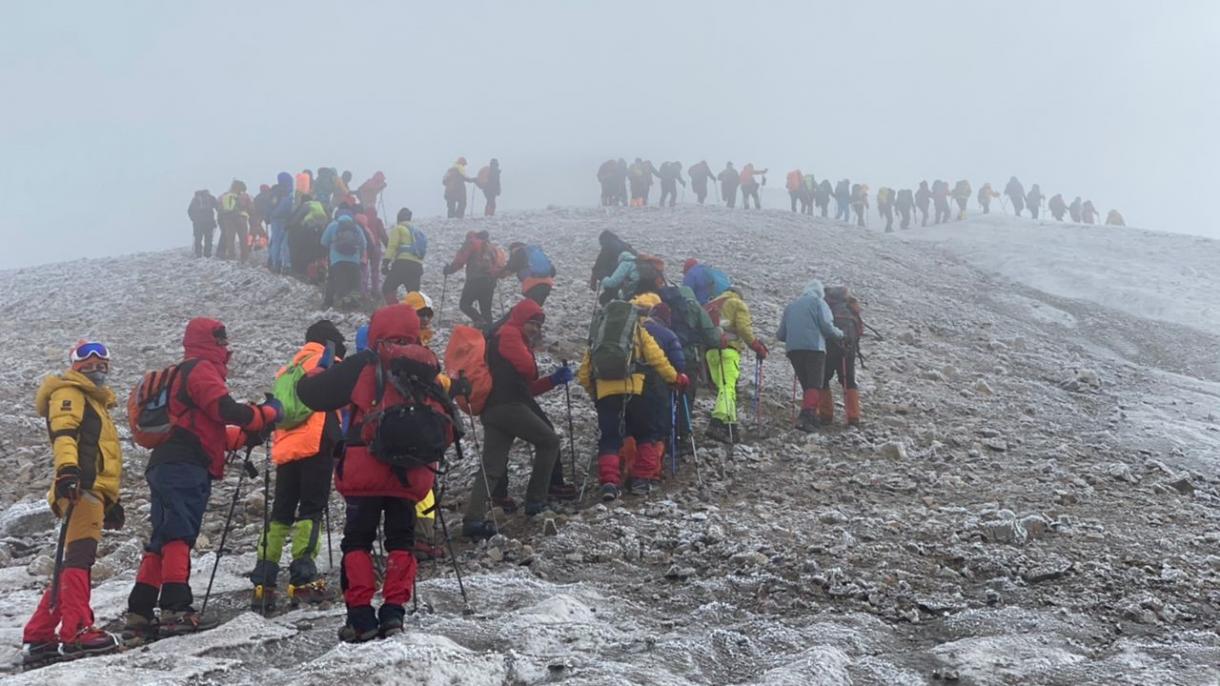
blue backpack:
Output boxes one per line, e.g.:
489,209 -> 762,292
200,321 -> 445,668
523,245 -> 555,279
707,267 -> 732,300
406,226 -> 428,260
334,222 -> 363,256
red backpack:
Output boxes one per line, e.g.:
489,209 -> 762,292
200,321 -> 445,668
361,344 -> 460,472
126,361 -> 198,449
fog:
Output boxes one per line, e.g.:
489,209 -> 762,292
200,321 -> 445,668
2,0 -> 1217,269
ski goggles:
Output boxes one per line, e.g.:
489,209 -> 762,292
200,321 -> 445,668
213,325 -> 229,346
70,342 -> 111,363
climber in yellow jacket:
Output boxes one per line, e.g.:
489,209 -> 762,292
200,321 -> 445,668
704,288 -> 767,443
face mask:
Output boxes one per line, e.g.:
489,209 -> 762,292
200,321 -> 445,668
84,370 -> 108,387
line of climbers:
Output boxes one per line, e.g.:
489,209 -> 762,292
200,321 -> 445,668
592,161 -> 1127,229
19,231 -> 870,663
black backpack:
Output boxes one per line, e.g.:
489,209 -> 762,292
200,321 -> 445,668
334,222 -> 362,256
823,286 -> 862,342
659,286 -> 695,346
361,346 -> 462,475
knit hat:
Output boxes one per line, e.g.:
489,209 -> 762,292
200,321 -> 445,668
683,258 -> 698,274
651,302 -> 672,327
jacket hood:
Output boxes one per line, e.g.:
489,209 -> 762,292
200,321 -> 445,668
367,305 -> 420,349
802,280 -> 825,299
276,172 -> 293,189
683,258 -> 698,274
35,371 -> 116,416
598,230 -> 620,247
183,317 -> 231,366
507,299 -> 545,328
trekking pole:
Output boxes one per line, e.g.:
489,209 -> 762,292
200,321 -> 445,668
48,499 -> 77,611
863,322 -> 885,341
791,374 -> 799,426
202,448 -> 256,618
756,359 -> 766,429
324,500 -> 334,571
669,391 -> 678,477
752,358 -> 761,425
681,395 -> 704,487
460,406 -> 497,530
432,439 -> 473,614
259,439 -> 272,616
562,360 -> 578,487
439,275 -> 449,326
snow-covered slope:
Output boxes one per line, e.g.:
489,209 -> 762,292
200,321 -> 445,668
0,206 -> 1218,685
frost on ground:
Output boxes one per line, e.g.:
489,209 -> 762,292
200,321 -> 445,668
0,205 -> 1218,684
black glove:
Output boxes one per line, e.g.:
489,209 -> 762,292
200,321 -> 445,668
103,502 -> 125,531
54,466 -> 81,502
449,374 -> 473,400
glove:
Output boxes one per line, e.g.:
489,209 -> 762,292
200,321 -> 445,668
381,259 -> 391,275
673,373 -> 690,390
245,397 -> 283,433
449,373 -> 473,400
549,365 -> 574,386
54,466 -> 81,502
750,339 -> 769,360
103,502 -> 125,531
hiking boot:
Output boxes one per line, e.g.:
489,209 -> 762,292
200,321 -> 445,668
251,585 -> 277,615
158,610 -> 217,636
600,484 -> 620,502
412,541 -> 445,561
462,520 -> 497,541
120,612 -> 159,646
492,496 -> 518,515
339,606 -> 379,644
21,640 -> 61,666
676,438 -> 694,457
629,478 -> 658,496
548,483 -> 579,501
60,628 -> 121,659
795,409 -> 819,433
378,604 -> 406,639
287,579 -> 329,608
724,424 -> 742,444
706,420 -> 732,444
524,501 -> 558,517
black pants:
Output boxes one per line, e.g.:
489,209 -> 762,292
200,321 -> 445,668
271,452 -> 334,525
193,224 -> 214,257
324,261 -> 362,308
525,282 -> 552,306
823,342 -> 858,390
741,184 -> 760,209
382,259 -> 423,303
660,181 -> 678,207
934,200 -> 950,223
789,191 -> 800,212
918,204 -> 929,226
981,199 -> 991,214
723,185 -> 738,208
446,195 -> 466,218
818,200 -> 829,218
460,275 -> 495,326
787,350 -> 826,391
800,194 -> 813,215
899,207 -> 912,229
342,496 -> 414,554
1030,205 -> 1040,219
288,227 -> 317,275
881,206 -> 894,232
693,182 -> 708,204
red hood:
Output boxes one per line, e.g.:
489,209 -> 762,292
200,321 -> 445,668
183,317 -> 231,368
368,305 -> 420,357
506,299 -> 544,328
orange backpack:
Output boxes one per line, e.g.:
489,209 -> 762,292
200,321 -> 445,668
443,325 -> 493,415
786,170 -> 802,192
476,166 -> 491,188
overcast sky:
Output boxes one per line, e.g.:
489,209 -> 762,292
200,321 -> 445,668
2,1 -> 1217,269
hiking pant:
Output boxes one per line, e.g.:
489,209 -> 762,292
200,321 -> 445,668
741,184 -> 760,209
835,200 -> 850,222
693,180 -> 708,204
789,191 -> 800,212
1010,196 -> 1025,216
193,223 -> 214,258
800,194 -> 813,215
823,342 -> 858,390
600,181 -> 614,206
898,207 -> 912,229
524,282 -> 552,306
459,275 -> 495,327
854,204 -> 866,227
934,200 -> 950,224
340,496 -> 416,611
594,393 -> 663,485
660,180 -> 678,207
981,198 -> 992,214
252,452 -> 333,587
288,227 -> 315,275
955,197 -> 968,218
918,205 -> 929,226
128,463 -> 211,617
1030,205 -> 1040,220
465,403 -> 560,523
484,192 -> 497,217
268,220 -> 288,270
446,195 -> 466,219
706,348 -> 741,424
881,206 -> 894,232
382,259 -> 423,304
788,350 -> 826,391
23,492 -> 104,643
324,261 -> 362,308
366,244 -> 383,295
723,184 -> 738,208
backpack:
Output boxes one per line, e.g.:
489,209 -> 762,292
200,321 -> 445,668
220,193 -> 238,215
823,286 -> 862,341
706,267 -> 732,301
588,300 -> 641,380
635,254 -> 665,292
362,344 -> 459,472
400,225 -> 427,260
523,245 -> 555,279
659,286 -> 696,346
334,222 -> 362,256
126,361 -> 197,449
478,242 -> 508,275
271,353 -> 317,430
188,195 -> 213,223
704,296 -> 727,327
786,171 -> 802,192
476,166 -> 490,189
443,325 -> 492,415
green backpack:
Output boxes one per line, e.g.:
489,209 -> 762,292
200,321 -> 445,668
272,354 -> 315,430
588,300 -> 641,381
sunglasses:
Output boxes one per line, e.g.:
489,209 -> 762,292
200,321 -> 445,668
213,326 -> 229,346
71,342 -> 110,363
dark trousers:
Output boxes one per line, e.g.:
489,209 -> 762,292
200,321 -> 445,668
271,453 -> 334,525
382,259 -> 423,304
660,181 -> 678,207
460,275 -> 495,326
918,205 -> 929,226
934,200 -> 950,223
594,393 -> 660,455
484,193 -> 497,216
787,350 -> 827,391
446,195 -> 466,218
881,206 -> 894,232
741,184 -> 760,209
465,403 -> 560,522
693,181 -> 708,204
193,224 -> 214,257
342,496 -> 414,554
817,200 -> 829,217
899,207 -> 912,229
723,185 -> 738,208
823,342 -> 858,390
324,261 -> 362,308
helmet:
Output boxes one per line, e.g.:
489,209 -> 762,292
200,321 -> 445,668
402,291 -> 434,320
